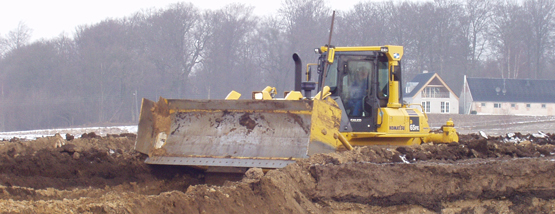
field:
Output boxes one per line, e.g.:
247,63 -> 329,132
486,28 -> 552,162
0,115 -> 555,213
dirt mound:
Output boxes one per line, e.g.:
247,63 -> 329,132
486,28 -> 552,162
0,133 -> 555,213
0,134 -> 201,197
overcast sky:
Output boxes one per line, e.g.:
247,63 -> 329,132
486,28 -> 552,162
0,0 -> 391,41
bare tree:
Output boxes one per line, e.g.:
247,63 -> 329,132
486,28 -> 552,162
405,0 -> 465,92
0,40 -> 78,130
254,16 -> 293,91
337,2 -> 392,46
430,0 -> 465,77
144,3 -> 205,98
461,0 -> 493,72
401,2 -> 437,76
523,0 -> 555,78
488,0 -> 529,79
0,34 -> 7,58
5,21 -> 33,51
279,0 -> 330,68
6,0 -> 555,131
199,4 -> 258,98
74,18 -> 148,123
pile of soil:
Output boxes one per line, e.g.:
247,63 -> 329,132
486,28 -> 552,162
0,132 -> 555,213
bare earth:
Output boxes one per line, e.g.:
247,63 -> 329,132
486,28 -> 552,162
1,115 -> 555,213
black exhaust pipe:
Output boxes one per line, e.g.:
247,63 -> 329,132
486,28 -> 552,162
293,53 -> 316,98
293,53 -> 302,92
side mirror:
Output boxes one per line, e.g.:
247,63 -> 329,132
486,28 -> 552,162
327,48 -> 335,64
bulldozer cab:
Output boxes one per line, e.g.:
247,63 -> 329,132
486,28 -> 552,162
319,50 -> 396,133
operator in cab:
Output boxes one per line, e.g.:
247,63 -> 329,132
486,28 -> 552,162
346,67 -> 369,117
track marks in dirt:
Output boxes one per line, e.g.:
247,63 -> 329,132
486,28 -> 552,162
307,158 -> 555,212
0,134 -> 202,193
1,132 -> 555,213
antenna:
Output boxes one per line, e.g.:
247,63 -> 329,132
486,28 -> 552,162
319,11 -> 336,99
327,11 -> 335,48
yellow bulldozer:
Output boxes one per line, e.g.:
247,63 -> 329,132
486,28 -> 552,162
135,45 -> 458,172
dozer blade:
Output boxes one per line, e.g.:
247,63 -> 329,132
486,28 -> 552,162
135,97 -> 342,169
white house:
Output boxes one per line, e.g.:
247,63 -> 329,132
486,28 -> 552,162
403,72 -> 459,114
460,76 -> 555,115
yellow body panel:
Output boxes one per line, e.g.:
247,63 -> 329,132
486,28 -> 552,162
225,90 -> 241,100
376,108 -> 430,134
284,91 -> 303,100
341,107 -> 432,146
308,98 -> 343,155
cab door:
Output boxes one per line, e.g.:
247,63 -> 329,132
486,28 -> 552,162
339,58 -> 375,132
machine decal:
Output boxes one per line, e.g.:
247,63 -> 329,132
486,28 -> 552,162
409,117 -> 420,132
390,125 -> 405,130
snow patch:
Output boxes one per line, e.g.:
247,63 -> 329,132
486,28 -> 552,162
479,131 -> 488,139
532,131 -> 547,139
503,132 -> 522,144
0,125 -> 137,140
400,155 -> 410,164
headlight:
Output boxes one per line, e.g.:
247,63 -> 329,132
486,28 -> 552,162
380,47 -> 388,52
253,92 -> 263,100
314,48 -> 321,54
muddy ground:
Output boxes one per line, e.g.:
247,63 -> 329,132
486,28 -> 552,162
1,130 -> 555,213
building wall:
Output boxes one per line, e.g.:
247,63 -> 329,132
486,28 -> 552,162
472,102 -> 555,116
405,93 -> 459,114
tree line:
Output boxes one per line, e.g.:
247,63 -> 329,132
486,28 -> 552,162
0,0 -> 554,131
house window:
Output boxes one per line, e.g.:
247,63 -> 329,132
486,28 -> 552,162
511,104 -> 515,108
441,101 -> 450,113
494,103 -> 501,108
422,101 -> 430,113
421,87 -> 449,98
526,104 -> 531,108
542,104 -> 546,108
481,103 -> 486,107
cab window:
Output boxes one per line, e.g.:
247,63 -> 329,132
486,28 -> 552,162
341,60 -> 373,117
324,59 -> 338,90
377,61 -> 388,98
